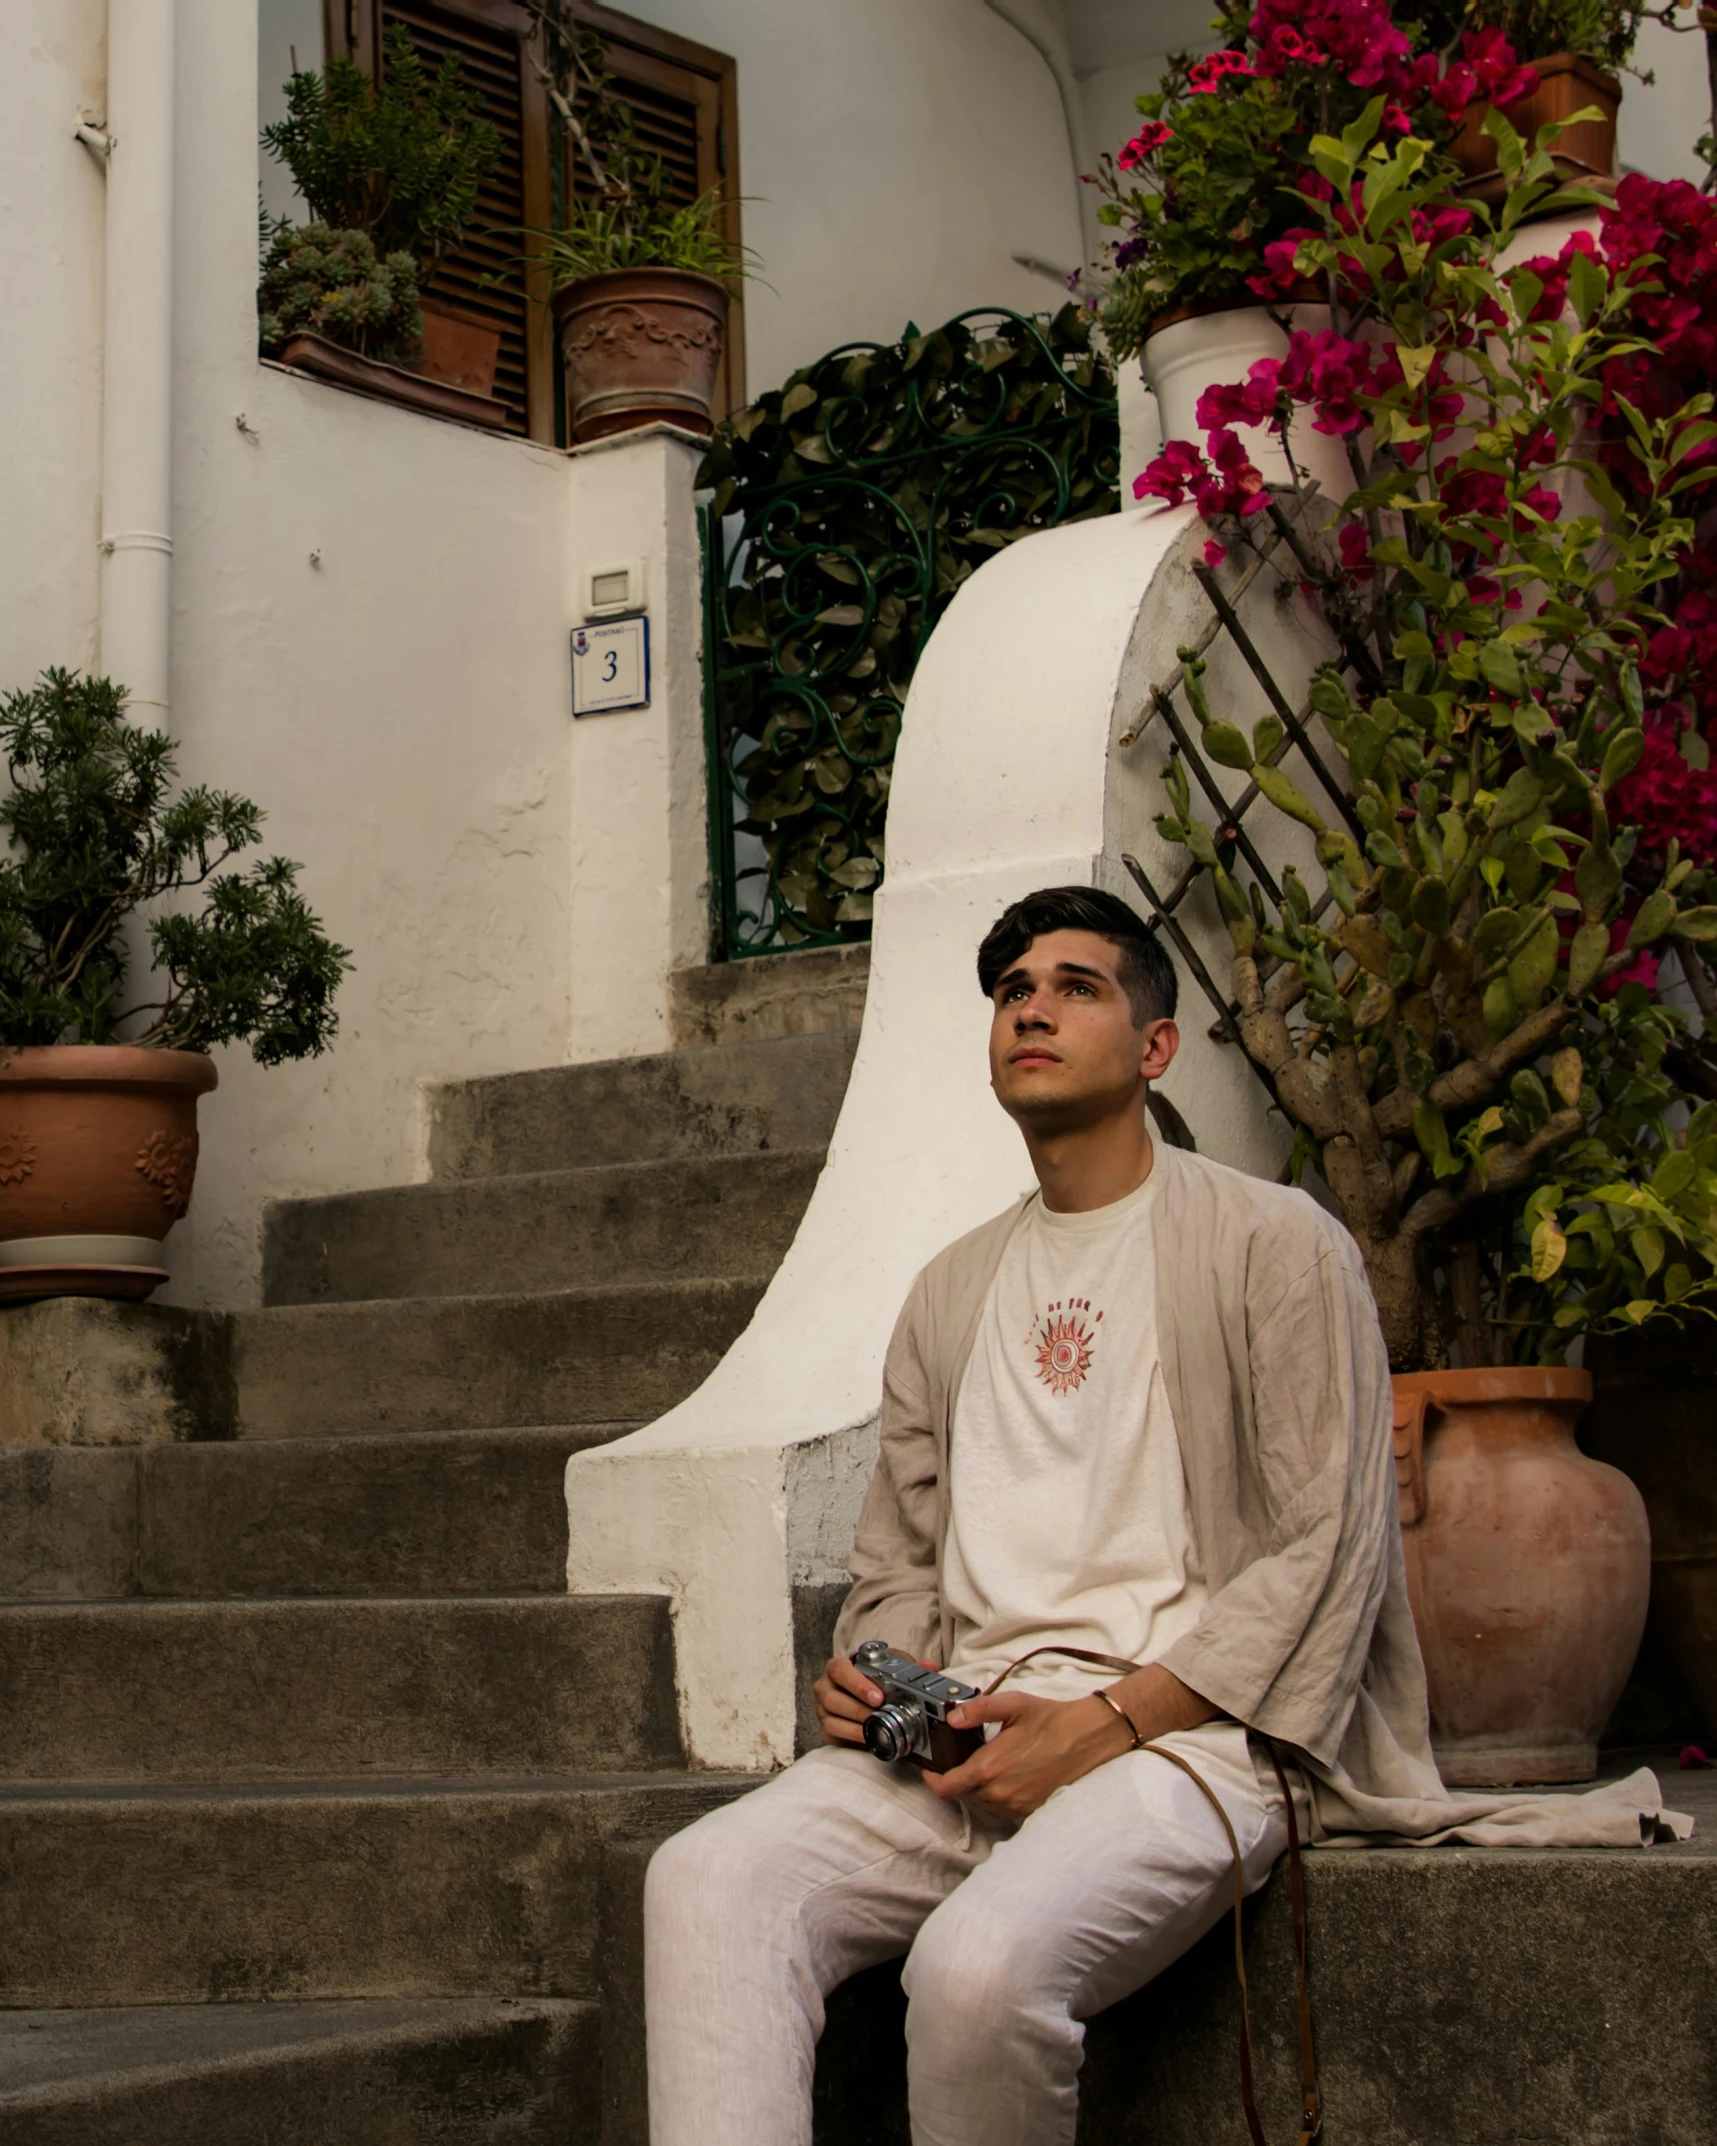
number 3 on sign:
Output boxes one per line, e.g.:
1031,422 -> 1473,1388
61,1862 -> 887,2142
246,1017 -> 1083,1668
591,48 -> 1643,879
571,615 -> 650,716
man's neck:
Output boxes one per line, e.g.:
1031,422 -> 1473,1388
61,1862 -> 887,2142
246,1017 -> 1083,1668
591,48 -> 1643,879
1025,1109 -> 1156,1215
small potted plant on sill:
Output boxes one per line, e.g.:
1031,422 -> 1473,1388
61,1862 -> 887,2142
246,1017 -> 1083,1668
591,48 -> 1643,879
1088,0 -> 1541,499
0,671 -> 351,1303
260,27 -> 505,424
1411,0 -> 1660,201
1128,108 -> 1716,1782
519,5 -> 756,443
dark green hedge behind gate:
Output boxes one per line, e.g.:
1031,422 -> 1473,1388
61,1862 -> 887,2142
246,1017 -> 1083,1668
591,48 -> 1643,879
698,304 -> 1120,958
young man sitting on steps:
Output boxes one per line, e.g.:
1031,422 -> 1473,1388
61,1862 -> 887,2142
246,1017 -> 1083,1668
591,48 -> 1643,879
643,882 -> 1685,2146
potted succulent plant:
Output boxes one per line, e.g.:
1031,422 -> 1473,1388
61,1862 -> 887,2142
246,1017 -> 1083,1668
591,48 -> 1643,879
520,4 -> 755,442
260,28 -> 505,424
1088,0 -> 1543,500
1129,107 -> 1716,1781
0,671 -> 351,1302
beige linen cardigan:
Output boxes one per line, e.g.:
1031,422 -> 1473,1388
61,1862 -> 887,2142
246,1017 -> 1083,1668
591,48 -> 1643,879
831,1141 -> 1689,1848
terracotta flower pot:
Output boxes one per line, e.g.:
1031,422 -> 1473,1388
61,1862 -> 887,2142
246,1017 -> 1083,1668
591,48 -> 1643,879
416,302 -> 501,399
0,1045 -> 218,1302
276,333 -> 509,429
1453,53 -> 1621,209
1393,1367 -> 1650,1785
1141,291 -> 1354,502
1583,1326 -> 1717,1739
552,267 -> 729,445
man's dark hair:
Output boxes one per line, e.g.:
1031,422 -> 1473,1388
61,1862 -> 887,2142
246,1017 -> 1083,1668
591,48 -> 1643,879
976,885 -> 1178,1025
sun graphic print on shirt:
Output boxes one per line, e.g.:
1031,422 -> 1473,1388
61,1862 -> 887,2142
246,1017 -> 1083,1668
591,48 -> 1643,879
1029,1297 -> 1102,1396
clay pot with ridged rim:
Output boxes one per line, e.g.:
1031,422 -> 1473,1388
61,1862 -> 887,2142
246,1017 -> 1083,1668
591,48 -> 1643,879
0,1046 -> 218,1301
552,267 -> 729,444
1393,1366 -> 1650,1786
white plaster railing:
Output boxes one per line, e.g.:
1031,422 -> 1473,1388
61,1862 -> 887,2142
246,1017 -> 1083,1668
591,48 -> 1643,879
566,499 -> 1334,1770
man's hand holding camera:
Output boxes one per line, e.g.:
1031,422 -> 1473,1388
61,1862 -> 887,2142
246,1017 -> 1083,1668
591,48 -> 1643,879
816,1644 -> 1217,1824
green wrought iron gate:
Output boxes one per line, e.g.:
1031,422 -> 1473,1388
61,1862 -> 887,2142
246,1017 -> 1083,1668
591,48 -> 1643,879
698,304 -> 1120,958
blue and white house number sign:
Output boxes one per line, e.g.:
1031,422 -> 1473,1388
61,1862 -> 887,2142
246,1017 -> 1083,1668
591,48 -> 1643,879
571,616 -> 650,716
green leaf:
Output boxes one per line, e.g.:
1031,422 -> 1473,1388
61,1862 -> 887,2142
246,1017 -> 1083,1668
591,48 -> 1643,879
1490,769 -> 1544,830
1411,875 -> 1451,937
1568,918 -> 1609,995
1568,247 -> 1606,326
1252,714 -> 1285,763
1574,840 -> 1621,922
1531,1216 -> 1567,1282
1600,727 -> 1644,791
1652,1149 -> 1698,1201
1672,906 -> 1717,942
1253,765 -> 1326,832
1482,974 -> 1519,1040
1626,889 -> 1676,950
1202,721 -> 1254,771
1478,641 -> 1526,697
1507,910 -> 1559,1008
1630,1225 -> 1665,1279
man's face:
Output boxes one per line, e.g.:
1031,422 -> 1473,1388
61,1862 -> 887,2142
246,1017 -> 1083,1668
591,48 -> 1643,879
987,929 -> 1178,1133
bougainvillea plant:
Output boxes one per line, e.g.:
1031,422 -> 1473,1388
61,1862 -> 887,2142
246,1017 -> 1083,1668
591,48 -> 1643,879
1089,0 -> 1545,352
1134,105 -> 1717,1369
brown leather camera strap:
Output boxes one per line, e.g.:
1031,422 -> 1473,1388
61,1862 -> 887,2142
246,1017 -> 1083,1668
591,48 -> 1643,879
981,1645 -> 1321,2145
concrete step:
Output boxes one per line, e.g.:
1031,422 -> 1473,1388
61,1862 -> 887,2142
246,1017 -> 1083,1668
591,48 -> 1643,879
0,1594 -> 680,1783
0,1998 -> 597,2146
261,1149 -> 822,1308
669,945 -> 869,1049
0,1426 -> 632,1603
425,1030 -> 855,1180
232,1275 -> 767,1438
598,1769 -> 1717,2146
0,1773 -> 756,2007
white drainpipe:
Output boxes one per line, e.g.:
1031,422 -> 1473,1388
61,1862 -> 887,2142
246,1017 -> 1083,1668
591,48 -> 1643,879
983,0 -> 1098,260
97,0 -> 177,729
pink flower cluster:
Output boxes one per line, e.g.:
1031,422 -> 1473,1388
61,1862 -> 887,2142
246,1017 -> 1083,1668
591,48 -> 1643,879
1428,27 -> 1539,124
1187,50 -> 1255,93
1246,4 -> 1535,130
1598,176 -> 1717,446
1133,431 -> 1271,519
1248,0 -> 1413,93
1117,117 -> 1173,170
1612,722 -> 1717,869
1192,327 -> 1390,442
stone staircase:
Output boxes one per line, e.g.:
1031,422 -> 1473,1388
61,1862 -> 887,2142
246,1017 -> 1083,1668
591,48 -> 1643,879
0,1019 -> 855,2142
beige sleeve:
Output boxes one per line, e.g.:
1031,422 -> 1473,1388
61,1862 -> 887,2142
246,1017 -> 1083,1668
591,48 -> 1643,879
1157,1231 -> 1398,1765
830,1274 -> 945,1666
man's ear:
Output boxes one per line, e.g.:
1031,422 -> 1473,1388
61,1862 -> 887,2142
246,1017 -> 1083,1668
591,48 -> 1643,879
1139,1018 -> 1179,1084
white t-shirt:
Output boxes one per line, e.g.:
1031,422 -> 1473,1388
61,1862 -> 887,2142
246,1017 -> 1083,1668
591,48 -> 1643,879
941,1163 -> 1208,1704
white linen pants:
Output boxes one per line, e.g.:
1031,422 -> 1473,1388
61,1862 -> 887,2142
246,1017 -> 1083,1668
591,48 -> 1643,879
644,1720 -> 1288,2146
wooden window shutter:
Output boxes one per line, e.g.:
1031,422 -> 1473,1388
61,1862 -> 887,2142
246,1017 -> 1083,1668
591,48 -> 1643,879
570,3 -> 746,419
324,1 -> 742,434
325,0 -> 554,440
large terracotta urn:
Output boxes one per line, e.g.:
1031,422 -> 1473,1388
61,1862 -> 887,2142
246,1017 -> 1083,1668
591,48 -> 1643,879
0,1046 -> 218,1301
552,267 -> 729,444
1393,1367 -> 1650,1785
1141,290 -> 1355,505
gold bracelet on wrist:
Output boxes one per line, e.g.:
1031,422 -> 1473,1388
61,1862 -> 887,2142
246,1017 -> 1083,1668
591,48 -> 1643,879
1093,1685 -> 1143,1750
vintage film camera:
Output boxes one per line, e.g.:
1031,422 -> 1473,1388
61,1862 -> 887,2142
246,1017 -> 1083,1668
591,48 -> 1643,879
851,1640 -> 984,1771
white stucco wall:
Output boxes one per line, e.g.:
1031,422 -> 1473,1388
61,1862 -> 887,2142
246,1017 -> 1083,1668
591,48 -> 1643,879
0,5 -> 107,689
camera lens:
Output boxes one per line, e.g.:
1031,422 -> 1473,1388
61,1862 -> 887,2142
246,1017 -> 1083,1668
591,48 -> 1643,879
863,1701 -> 921,1764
